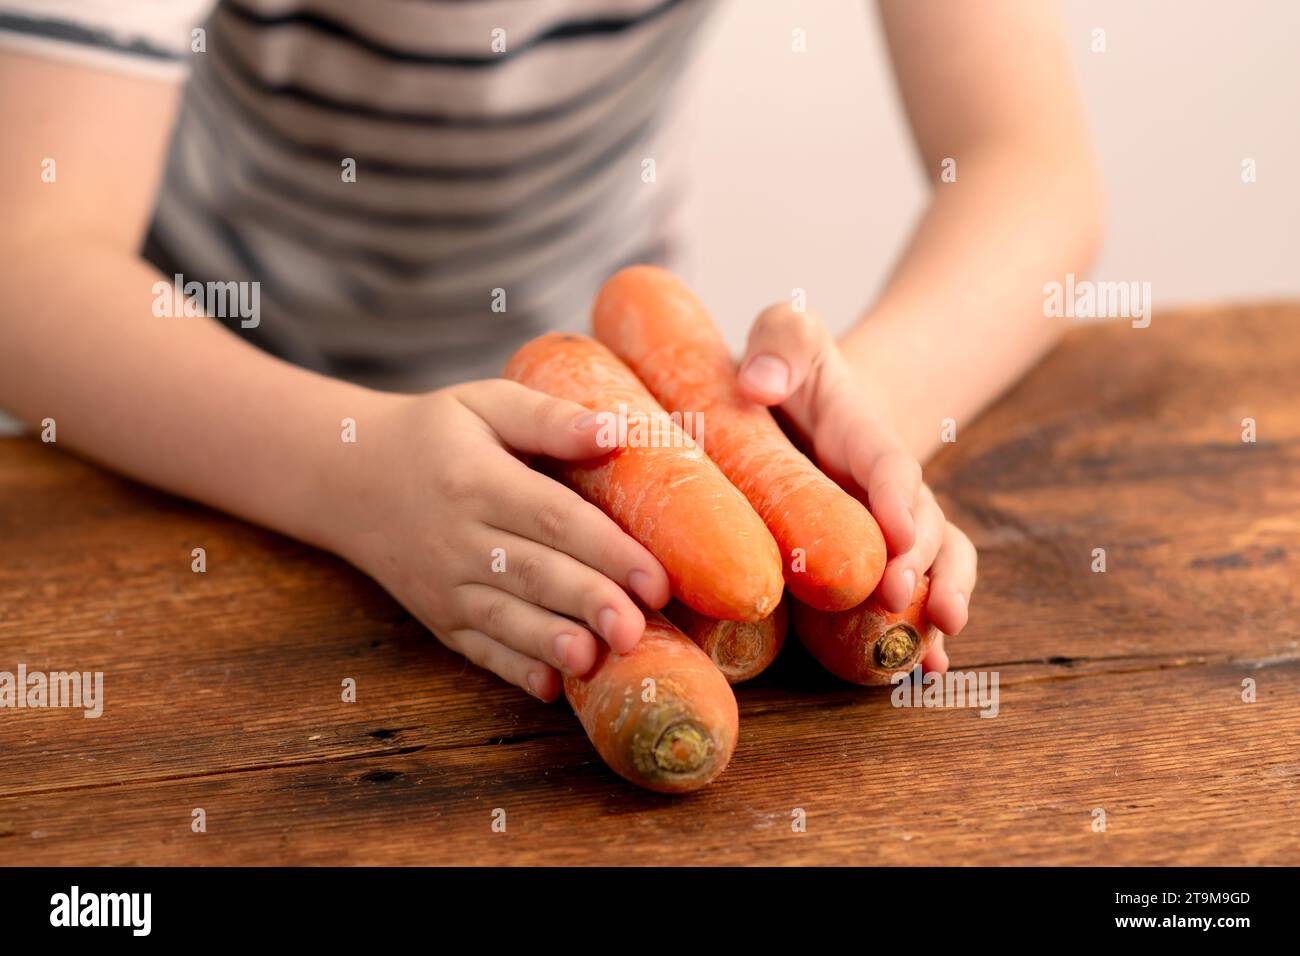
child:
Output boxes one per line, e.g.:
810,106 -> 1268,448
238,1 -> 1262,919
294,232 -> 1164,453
0,1 -> 1102,699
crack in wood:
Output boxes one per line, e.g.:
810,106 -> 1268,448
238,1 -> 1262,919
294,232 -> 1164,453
0,743 -> 429,801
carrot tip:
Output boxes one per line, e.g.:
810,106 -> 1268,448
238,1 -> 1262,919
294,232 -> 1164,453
652,721 -> 712,775
711,621 -> 762,676
874,624 -> 920,670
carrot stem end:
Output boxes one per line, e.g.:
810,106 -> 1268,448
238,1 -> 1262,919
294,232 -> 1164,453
652,722 -> 711,774
875,624 -> 919,670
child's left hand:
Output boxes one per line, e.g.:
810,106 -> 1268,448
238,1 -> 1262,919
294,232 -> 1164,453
736,302 -> 976,673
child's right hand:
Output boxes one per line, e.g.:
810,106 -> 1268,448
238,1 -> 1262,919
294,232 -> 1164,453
330,380 -> 671,701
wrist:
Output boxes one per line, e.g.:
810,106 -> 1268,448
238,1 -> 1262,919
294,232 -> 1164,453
301,383 -> 411,566
839,301 -> 905,372
837,313 -> 944,462
838,317 -> 902,418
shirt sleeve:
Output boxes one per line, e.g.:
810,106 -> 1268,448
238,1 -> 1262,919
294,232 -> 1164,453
0,0 -> 218,81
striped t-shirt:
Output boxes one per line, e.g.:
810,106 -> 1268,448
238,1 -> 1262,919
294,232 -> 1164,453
0,0 -> 710,390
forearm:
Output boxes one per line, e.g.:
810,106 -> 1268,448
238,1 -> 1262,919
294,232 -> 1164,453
840,143 -> 1104,463
0,244 -> 393,555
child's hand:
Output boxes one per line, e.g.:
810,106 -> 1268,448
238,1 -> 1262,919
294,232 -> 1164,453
736,303 -> 976,672
336,380 -> 671,701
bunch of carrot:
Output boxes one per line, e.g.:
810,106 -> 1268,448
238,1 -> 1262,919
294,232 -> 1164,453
503,266 -> 937,793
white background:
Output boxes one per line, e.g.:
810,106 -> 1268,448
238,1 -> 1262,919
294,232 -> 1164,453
677,0 -> 1300,344
4,1 -> 1295,433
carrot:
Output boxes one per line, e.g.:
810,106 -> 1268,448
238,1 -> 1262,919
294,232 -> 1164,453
663,598 -> 788,684
565,612 -> 739,793
592,265 -> 886,612
503,332 -> 784,622
792,574 -> 937,685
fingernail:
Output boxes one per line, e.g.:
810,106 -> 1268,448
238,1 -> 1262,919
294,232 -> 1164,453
572,412 -> 599,431
954,591 -> 968,610
597,606 -> 619,642
628,569 -> 653,603
741,354 -> 790,396
902,568 -> 917,601
553,632 -> 574,670
526,671 -> 544,698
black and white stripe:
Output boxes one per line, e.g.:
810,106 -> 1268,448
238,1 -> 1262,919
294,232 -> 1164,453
0,0 -> 711,389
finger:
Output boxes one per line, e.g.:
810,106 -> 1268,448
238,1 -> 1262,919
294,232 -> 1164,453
737,303 -> 833,405
454,583 -> 600,676
922,633 -> 949,674
473,528 -> 644,647
457,378 -> 605,460
847,439 -> 921,555
925,522 -> 978,638
443,628 -> 563,702
486,464 -> 671,611
470,527 -> 648,655
879,485 -> 945,612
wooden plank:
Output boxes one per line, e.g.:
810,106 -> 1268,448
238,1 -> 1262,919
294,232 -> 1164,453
1,658 -> 1295,865
928,305 -> 1300,677
1,304 -> 1298,864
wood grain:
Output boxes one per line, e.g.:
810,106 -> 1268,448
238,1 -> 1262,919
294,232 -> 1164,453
1,304 -> 1297,865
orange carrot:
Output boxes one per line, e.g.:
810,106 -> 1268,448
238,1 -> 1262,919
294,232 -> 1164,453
504,332 -> 783,622
663,598 -> 788,684
592,265 -> 886,612
564,612 -> 739,793
792,574 -> 937,685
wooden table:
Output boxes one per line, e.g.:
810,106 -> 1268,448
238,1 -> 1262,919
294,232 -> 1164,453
2,304 -> 1297,866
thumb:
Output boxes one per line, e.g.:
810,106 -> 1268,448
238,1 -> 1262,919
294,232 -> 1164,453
457,378 -> 606,460
737,303 -> 835,406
